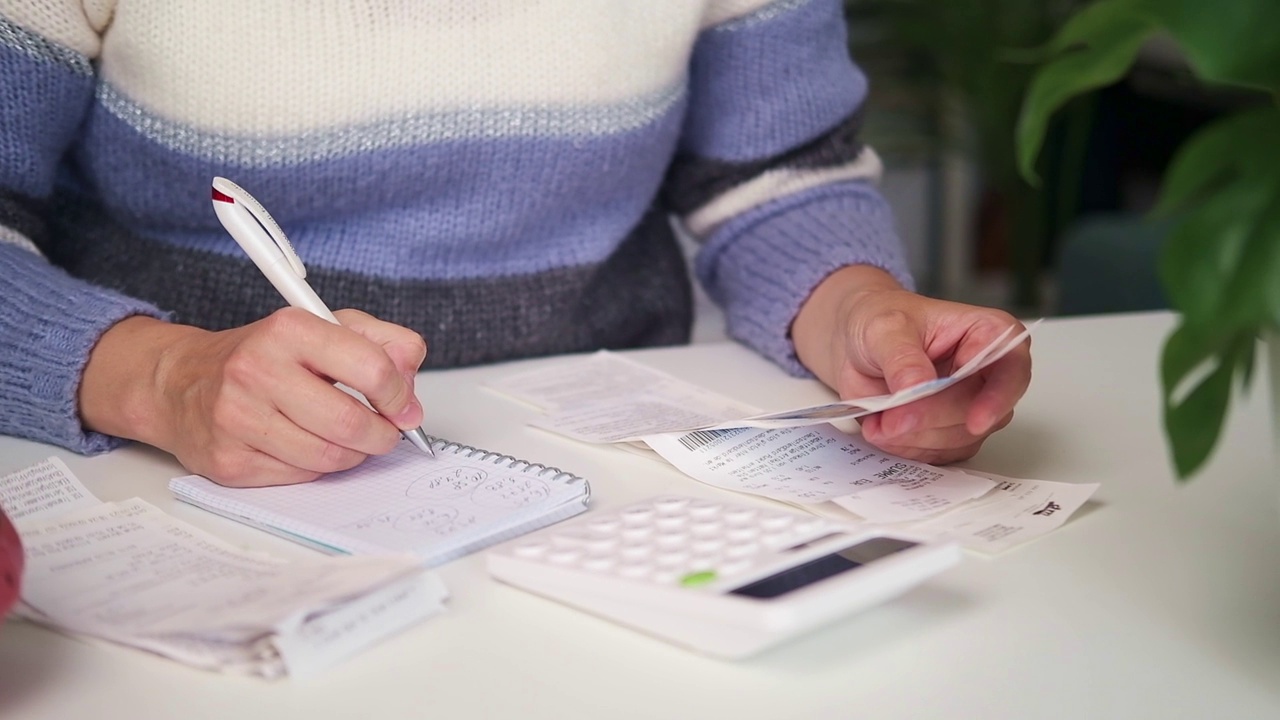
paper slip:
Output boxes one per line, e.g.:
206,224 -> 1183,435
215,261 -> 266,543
487,351 -> 712,412
0,456 -> 101,521
2,460 -> 447,678
644,426 -> 1098,552
530,390 -> 760,445
908,473 -> 1099,554
489,352 -> 757,443
493,323 -> 1036,444
643,425 -> 996,524
704,321 -> 1040,430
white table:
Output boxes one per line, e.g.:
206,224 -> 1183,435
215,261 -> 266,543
1,312 -> 1277,720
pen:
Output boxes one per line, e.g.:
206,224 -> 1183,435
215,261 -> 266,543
210,176 -> 436,458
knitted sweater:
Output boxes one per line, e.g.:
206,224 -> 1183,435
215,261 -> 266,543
0,0 -> 911,454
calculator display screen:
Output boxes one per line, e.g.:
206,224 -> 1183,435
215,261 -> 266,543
728,537 -> 918,600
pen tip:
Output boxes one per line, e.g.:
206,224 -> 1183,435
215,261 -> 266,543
403,427 -> 436,457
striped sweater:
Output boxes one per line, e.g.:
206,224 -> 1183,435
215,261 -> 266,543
0,0 -> 910,454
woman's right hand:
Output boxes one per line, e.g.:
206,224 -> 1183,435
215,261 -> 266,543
79,308 -> 427,487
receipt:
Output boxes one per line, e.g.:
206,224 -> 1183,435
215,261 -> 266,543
8,461 -> 447,678
705,321 -> 1039,430
0,456 -> 100,522
908,474 -> 1099,554
644,425 -> 995,524
493,324 -> 1037,441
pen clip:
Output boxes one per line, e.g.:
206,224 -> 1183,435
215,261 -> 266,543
212,177 -> 308,279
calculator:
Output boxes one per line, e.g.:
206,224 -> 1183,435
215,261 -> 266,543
486,495 -> 960,658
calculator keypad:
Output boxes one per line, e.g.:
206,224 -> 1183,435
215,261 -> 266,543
506,496 -> 837,587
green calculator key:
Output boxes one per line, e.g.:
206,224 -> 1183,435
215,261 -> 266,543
680,570 -> 717,587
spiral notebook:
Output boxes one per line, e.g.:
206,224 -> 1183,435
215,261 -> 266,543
169,439 -> 591,567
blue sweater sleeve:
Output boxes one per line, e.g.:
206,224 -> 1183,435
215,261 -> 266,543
665,0 -> 913,376
0,15 -> 165,453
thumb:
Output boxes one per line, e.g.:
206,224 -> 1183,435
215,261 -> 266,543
863,322 -> 937,393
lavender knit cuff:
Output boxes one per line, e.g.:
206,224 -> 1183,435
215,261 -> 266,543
0,243 -> 168,454
694,181 -> 913,376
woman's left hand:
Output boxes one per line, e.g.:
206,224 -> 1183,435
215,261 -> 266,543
792,265 -> 1032,465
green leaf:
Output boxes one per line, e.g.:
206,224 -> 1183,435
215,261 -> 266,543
1016,1 -> 1156,183
1157,179 -> 1267,325
1152,108 -> 1280,217
1138,0 -> 1280,93
1161,325 -> 1253,478
1216,181 -> 1280,331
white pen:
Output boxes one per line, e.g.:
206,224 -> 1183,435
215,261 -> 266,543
210,176 -> 436,458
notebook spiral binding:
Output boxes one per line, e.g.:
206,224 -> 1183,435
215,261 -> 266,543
434,438 -> 591,503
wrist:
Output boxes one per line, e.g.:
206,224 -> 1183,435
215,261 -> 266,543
791,265 -> 904,387
78,315 -> 201,447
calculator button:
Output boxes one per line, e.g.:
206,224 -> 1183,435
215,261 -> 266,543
621,507 -> 655,525
725,542 -> 759,559
724,508 -> 759,524
690,521 -> 722,537
583,557 -> 616,572
760,515 -> 794,531
654,497 -> 690,513
618,564 -> 652,579
689,502 -> 721,519
551,530 -> 592,548
651,569 -> 684,585
691,538 -> 725,554
547,549 -> 583,565
655,551 -> 689,567
588,519 -> 622,534
678,570 -> 718,588
582,537 -> 619,554
621,526 -> 653,542
726,527 -> 758,542
717,559 -> 752,577
655,516 -> 687,531
620,545 -> 652,560
513,542 -> 549,558
655,534 -> 689,550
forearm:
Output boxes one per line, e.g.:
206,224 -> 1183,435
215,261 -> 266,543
0,243 -> 168,452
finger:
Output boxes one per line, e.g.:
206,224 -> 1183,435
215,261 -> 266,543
267,310 -> 423,429
195,444 -> 326,489
874,375 -> 982,438
864,413 -> 1013,453
967,346 -> 1033,435
865,438 -> 993,466
334,309 -> 429,377
205,376 -> 376,475
952,313 -> 1029,366
864,420 -> 978,452
860,312 -> 938,392
271,372 -> 401,458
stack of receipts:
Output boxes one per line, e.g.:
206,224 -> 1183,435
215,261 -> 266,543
488,324 -> 1099,554
0,458 -> 447,678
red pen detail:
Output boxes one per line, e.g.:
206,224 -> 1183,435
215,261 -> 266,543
211,187 -> 235,203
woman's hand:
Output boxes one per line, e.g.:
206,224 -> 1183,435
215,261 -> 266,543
80,308 -> 427,487
792,266 -> 1031,465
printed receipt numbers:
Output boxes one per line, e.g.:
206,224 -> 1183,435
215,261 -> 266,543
487,495 -> 960,658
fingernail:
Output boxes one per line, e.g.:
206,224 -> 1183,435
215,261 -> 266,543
395,396 -> 424,428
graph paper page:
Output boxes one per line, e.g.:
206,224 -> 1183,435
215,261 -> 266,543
169,442 -> 587,558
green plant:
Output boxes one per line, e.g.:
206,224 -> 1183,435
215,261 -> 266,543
1017,0 -> 1280,477
848,0 -> 1085,307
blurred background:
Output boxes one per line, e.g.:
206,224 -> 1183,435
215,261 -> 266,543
843,0 -> 1263,317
